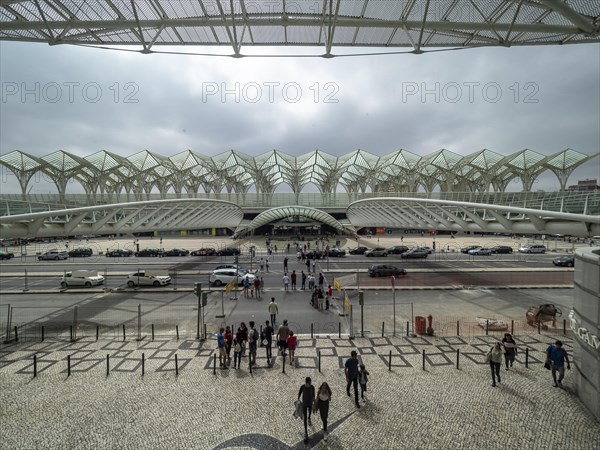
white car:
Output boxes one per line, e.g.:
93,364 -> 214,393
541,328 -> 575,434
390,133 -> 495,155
519,244 -> 546,254
61,270 -> 104,288
127,271 -> 171,287
468,247 -> 492,256
210,269 -> 256,287
38,249 -> 69,260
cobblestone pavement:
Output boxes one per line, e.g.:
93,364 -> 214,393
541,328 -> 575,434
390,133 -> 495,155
1,333 -> 598,450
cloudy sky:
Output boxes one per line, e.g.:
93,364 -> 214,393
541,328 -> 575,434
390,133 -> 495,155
0,40 -> 598,194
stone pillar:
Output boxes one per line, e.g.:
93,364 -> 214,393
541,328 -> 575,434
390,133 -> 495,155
572,247 -> 600,421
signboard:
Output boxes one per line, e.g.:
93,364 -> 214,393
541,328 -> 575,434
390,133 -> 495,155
225,280 -> 235,293
344,294 -> 351,312
333,278 -> 342,292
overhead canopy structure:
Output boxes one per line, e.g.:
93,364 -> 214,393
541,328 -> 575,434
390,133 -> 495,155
1,148 -> 597,198
0,1 -> 598,56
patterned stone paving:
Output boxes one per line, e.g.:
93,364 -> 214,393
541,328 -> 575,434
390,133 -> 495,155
0,334 -> 598,449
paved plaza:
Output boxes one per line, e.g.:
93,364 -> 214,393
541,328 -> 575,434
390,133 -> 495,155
1,331 -> 598,450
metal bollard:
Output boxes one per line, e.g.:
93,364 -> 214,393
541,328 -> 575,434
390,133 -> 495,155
175,354 -> 179,376
122,324 -> 126,341
338,322 -> 341,338
151,324 -> 155,341
96,325 -> 99,341
41,326 -> 45,342
456,320 -> 459,336
563,319 -> 566,335
213,354 -> 216,375
311,323 -> 313,339
106,354 -> 110,376
406,321 -> 409,337
14,326 -> 18,342
511,319 -> 514,335
70,325 -> 73,342
537,321 -> 541,334
142,353 -> 145,376
33,354 -> 37,378
282,353 -> 286,374
382,322 -> 385,337
422,349 -> 426,371
249,354 -> 253,374
388,350 -> 392,371
176,325 -> 179,340
486,320 -> 489,336
525,348 -> 529,368
67,355 -> 71,377
456,349 -> 460,370
318,350 -> 321,373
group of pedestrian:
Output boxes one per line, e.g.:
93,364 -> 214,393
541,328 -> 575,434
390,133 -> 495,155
242,275 -> 262,298
485,334 -> 571,388
296,350 -> 370,444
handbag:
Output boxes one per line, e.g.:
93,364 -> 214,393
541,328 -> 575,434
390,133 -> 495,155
544,361 -> 551,370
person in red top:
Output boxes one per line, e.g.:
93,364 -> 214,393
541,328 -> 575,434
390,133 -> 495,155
291,270 -> 297,290
254,277 -> 261,298
287,331 -> 298,365
326,285 -> 333,310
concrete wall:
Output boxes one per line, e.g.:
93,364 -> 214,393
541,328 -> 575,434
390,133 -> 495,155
573,247 -> 600,421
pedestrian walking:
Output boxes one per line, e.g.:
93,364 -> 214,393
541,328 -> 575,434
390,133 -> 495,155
263,320 -> 274,364
217,327 -> 227,368
287,242 -> 290,253
291,270 -> 297,290
308,273 -> 315,290
282,273 -> 290,292
276,319 -> 290,356
232,338 -> 242,369
501,333 -> 517,370
326,285 -> 333,310
248,321 -> 259,365
305,259 -> 310,272
486,342 -> 503,387
254,277 -> 261,298
312,260 -> 316,273
268,297 -> 279,325
301,271 -> 307,290
224,325 -> 233,365
287,331 -> 297,365
260,257 -> 265,271
243,276 -> 250,297
317,288 -> 324,310
546,340 -> 571,387
345,350 -> 361,408
298,377 -> 315,444
316,382 -> 332,441
284,257 -> 288,272
359,364 -> 370,401
266,259 -> 270,272
318,272 -> 324,289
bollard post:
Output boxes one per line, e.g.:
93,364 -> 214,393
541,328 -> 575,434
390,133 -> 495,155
137,304 -> 142,341
122,324 -> 126,341
213,354 -> 216,375
14,326 -> 18,342
338,322 -> 341,338
249,354 -> 253,375
537,320 -> 541,334
282,353 -> 286,374
67,354 -> 71,377
70,325 -> 73,342
311,323 -> 313,339
563,319 -> 566,335
406,321 -> 409,337
152,324 -> 155,341
511,319 -> 514,336
525,348 -> 529,368
142,353 -> 145,376
388,350 -> 392,371
203,324 -> 207,341
382,322 -> 385,337
96,325 -> 99,341
486,320 -> 489,336
41,326 -> 45,342
176,325 -> 179,340
456,349 -> 460,370
73,306 -> 78,341
106,354 -> 110,376
422,349 -> 426,371
175,354 -> 179,376
33,354 -> 37,378
318,350 -> 322,373
456,320 -> 459,336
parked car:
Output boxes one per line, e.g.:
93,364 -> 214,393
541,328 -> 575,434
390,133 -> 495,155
364,247 -> 388,257
519,244 -> 546,254
415,246 -> 434,254
468,247 -> 492,256
135,248 -> 163,257
214,264 -> 250,272
106,248 -> 133,257
490,246 -> 513,254
368,264 -> 406,277
68,247 -> 93,257
401,248 -> 429,259
61,270 -> 104,288
127,271 -> 171,287
553,255 -> 575,267
0,251 -> 14,260
461,245 -> 480,254
163,248 -> 190,256
349,246 -> 368,255
306,250 -> 324,260
210,269 -> 256,287
386,246 -> 409,255
38,250 -> 69,260
191,248 -> 216,256
215,247 -> 241,256
326,248 -> 346,257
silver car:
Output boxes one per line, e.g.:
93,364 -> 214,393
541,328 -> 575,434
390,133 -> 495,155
38,250 -> 69,260
519,244 -> 546,254
364,247 -> 388,257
